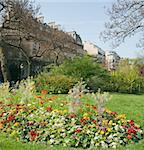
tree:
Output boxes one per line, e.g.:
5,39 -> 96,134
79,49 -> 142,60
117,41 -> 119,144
111,58 -> 144,93
43,28 -> 83,65
0,0 -> 84,81
0,0 -> 42,81
101,0 -> 144,48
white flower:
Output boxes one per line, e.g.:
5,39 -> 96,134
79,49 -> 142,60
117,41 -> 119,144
101,141 -> 108,148
50,135 -> 55,138
114,125 -> 119,131
110,142 -> 117,148
107,134 -> 113,140
50,138 -> 55,144
94,136 -> 99,140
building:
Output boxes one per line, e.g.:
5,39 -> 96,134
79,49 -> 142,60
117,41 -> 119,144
67,31 -> 83,48
105,51 -> 120,71
0,17 -> 85,82
48,22 -> 61,30
83,41 -> 105,63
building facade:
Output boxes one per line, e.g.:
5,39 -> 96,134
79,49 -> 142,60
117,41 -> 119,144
105,51 -> 120,71
83,41 -> 105,63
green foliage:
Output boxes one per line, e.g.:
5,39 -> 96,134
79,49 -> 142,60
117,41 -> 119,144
51,55 -> 111,92
14,77 -> 36,105
35,73 -> 77,94
0,78 -> 36,105
0,82 -> 12,104
87,75 -> 111,92
110,60 -> 144,94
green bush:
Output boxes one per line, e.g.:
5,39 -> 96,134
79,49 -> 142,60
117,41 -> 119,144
87,76 -> 110,92
52,55 -> 107,80
51,55 -> 111,92
35,73 -> 77,94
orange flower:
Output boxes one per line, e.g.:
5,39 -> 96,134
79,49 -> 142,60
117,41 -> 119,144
0,123 -> 3,129
41,90 -> 48,95
35,96 -> 43,99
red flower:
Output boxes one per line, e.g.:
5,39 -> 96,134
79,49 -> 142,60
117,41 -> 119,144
46,107 -> 52,112
128,127 -> 136,134
41,90 -> 48,95
92,120 -> 97,124
30,130 -> 38,141
7,114 -> 15,122
127,134 -> 132,139
129,120 -> 135,126
75,128 -> 82,133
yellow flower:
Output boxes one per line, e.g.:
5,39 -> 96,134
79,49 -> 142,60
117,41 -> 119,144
14,122 -> 20,127
102,120 -> 108,126
107,128 -> 112,132
108,120 -> 113,126
100,130 -> 105,135
63,110 -> 68,113
117,114 -> 126,119
83,113 -> 88,117
105,109 -> 112,114
53,109 -> 59,113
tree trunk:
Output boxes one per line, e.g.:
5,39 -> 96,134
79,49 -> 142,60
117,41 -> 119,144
0,47 -> 10,82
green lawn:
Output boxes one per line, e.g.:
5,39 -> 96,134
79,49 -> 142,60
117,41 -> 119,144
0,93 -> 144,150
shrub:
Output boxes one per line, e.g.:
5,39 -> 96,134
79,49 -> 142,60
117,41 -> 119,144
51,55 -> 111,92
35,73 -> 77,94
87,75 -> 111,92
52,56 -> 106,80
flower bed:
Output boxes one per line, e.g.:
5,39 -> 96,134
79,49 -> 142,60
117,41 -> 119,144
0,96 -> 143,149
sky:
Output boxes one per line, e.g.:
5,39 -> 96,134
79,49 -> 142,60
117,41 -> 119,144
35,0 -> 141,58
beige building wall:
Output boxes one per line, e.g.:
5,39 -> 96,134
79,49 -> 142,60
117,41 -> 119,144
84,41 -> 105,63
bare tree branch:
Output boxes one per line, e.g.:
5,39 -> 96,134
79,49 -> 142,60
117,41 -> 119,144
101,0 -> 144,48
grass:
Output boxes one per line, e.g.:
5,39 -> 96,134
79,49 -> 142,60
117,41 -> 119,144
0,93 -> 144,150
106,93 -> 144,126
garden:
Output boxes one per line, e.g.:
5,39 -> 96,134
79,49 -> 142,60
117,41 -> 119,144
0,56 -> 144,150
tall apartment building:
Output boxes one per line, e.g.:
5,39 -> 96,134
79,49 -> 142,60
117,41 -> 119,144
83,41 -> 105,63
105,51 -> 120,71
84,41 -> 120,70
